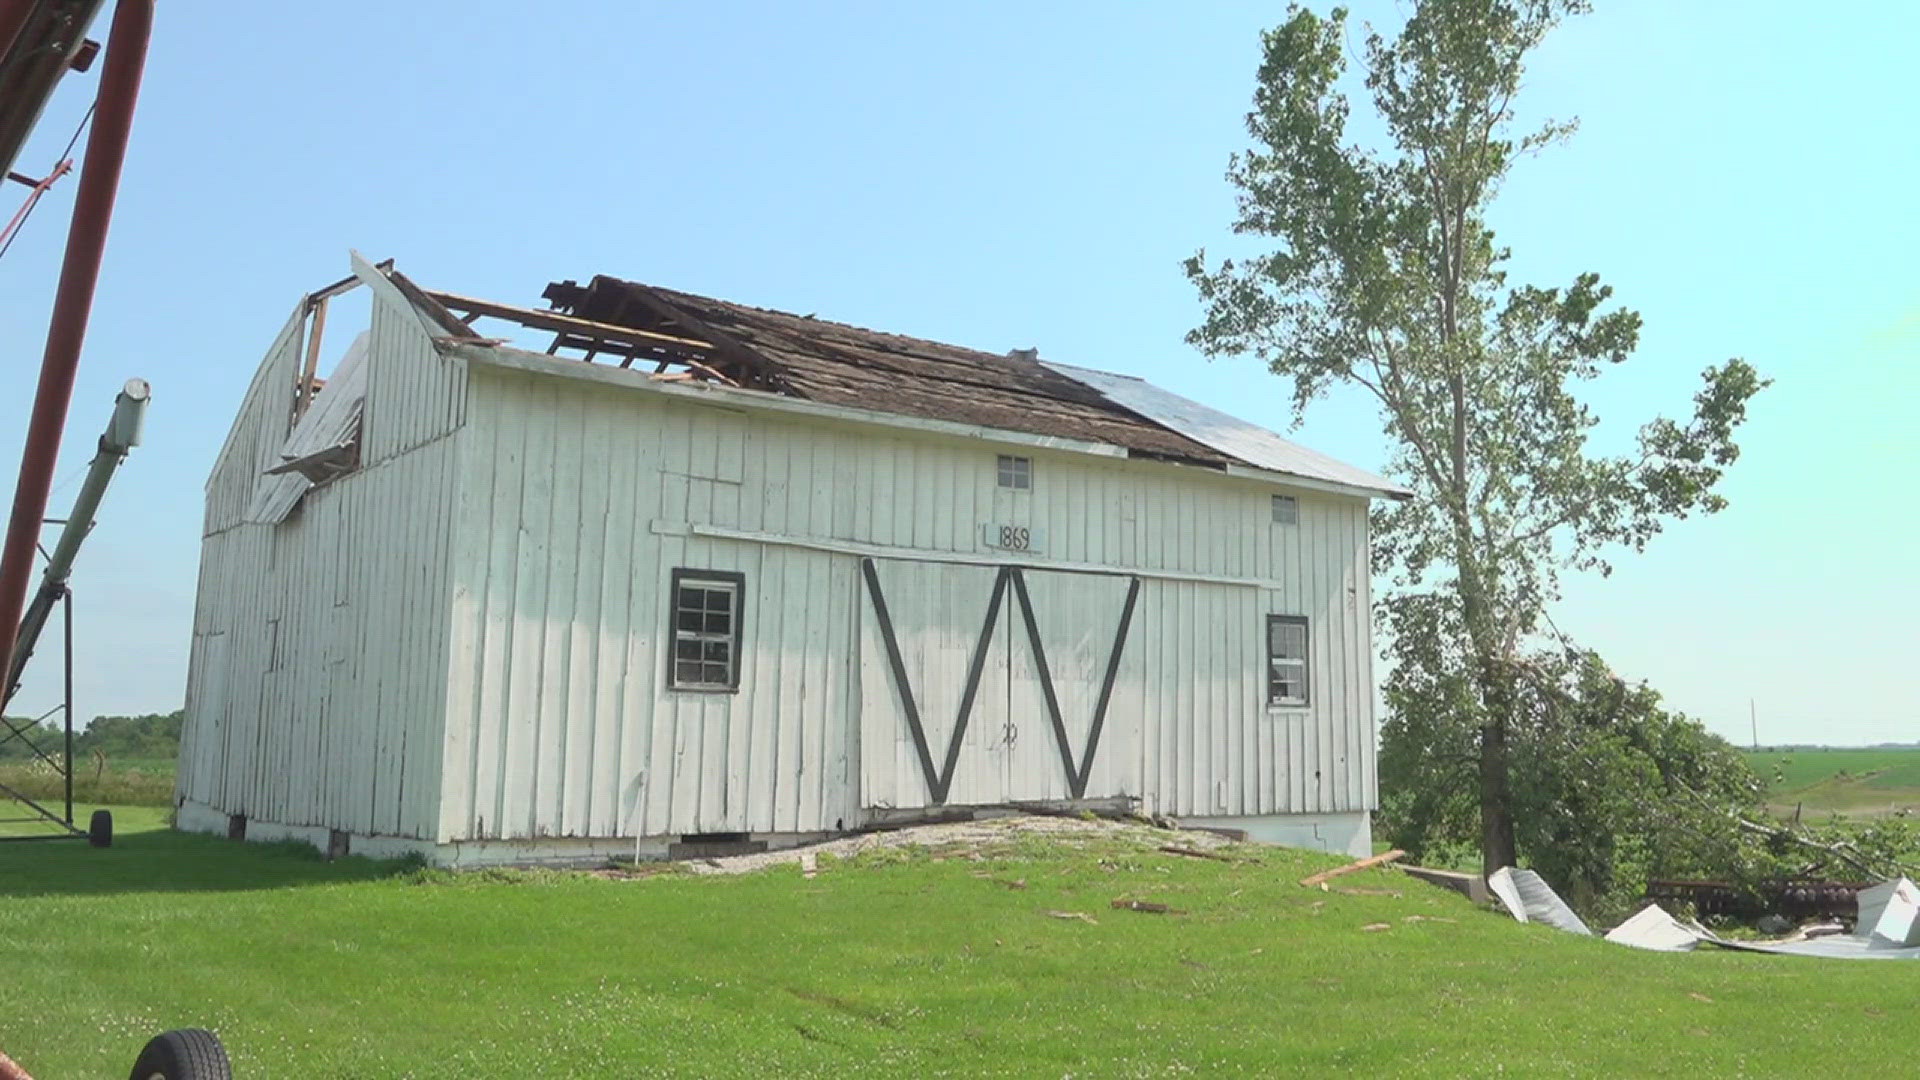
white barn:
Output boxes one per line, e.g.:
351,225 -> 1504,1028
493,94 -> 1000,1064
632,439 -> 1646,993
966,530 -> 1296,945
175,254 -> 1409,865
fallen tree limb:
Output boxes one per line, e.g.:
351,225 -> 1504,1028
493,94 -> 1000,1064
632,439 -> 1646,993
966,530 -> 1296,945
1729,816 -> 1915,881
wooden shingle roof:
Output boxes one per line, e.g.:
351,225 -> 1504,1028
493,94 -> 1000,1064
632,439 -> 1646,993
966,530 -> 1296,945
547,275 -> 1230,466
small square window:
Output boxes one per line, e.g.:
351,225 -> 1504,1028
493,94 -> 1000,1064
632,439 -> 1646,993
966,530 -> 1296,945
1271,494 -> 1298,525
1267,615 -> 1309,707
997,454 -> 1032,490
668,569 -> 744,692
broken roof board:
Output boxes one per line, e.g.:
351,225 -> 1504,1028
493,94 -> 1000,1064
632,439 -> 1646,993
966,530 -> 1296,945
662,290 -> 1232,463
1042,361 -> 1411,500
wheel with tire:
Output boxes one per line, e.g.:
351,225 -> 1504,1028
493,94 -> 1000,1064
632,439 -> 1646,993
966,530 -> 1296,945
127,1029 -> 230,1080
89,809 -> 113,848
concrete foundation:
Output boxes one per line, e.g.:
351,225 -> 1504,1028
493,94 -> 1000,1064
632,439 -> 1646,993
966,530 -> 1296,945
1174,810 -> 1372,859
175,798 -> 840,867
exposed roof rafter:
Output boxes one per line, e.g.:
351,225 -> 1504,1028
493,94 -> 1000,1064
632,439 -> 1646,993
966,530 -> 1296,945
543,277 -> 797,395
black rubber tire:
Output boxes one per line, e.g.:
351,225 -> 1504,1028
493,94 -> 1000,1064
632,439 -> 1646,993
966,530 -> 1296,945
88,808 -> 113,848
127,1028 -> 231,1080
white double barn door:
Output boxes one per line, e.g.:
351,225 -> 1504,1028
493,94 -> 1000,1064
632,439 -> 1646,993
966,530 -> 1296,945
857,557 -> 1140,810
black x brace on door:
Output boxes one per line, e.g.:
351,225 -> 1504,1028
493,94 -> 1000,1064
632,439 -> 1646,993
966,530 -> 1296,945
860,557 -> 1141,804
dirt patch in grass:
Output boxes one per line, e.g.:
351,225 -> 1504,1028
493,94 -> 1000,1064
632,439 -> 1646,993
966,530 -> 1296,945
648,814 -> 1242,876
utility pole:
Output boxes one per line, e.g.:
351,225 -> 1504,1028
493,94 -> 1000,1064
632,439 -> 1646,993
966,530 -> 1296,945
1750,698 -> 1758,751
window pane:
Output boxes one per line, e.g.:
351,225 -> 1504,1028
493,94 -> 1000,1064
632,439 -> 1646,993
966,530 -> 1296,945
1268,619 -> 1306,661
1269,667 -> 1300,700
671,571 -> 743,691
997,454 -> 1031,489
1266,617 -> 1309,704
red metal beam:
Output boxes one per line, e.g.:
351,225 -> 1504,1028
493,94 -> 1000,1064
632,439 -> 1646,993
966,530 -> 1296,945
0,0 -> 148,685
0,0 -> 36,62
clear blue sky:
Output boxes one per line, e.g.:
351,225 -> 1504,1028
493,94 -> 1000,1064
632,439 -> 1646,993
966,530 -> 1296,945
0,1 -> 1911,746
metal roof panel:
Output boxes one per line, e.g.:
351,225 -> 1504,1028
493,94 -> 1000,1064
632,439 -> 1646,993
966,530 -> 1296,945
1043,361 -> 1412,499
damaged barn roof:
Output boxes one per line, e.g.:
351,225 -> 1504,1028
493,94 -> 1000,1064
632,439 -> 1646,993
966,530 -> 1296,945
523,274 -> 1409,499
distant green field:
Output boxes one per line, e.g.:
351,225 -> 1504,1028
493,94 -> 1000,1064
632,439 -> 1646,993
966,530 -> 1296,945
0,758 -> 174,809
1744,748 -> 1920,818
1744,749 -> 1919,792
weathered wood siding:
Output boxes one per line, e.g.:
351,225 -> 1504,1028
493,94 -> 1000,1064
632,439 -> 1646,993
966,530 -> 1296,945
203,302 -> 303,536
361,277 -> 466,464
177,286 -> 464,839
440,358 -> 1377,842
439,369 -> 863,842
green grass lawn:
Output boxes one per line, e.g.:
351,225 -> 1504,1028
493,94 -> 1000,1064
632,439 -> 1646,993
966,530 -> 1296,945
1744,748 -> 1920,818
0,811 -> 1908,1077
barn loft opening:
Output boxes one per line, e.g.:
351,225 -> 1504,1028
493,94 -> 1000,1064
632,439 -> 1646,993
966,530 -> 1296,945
245,262 -> 396,526
266,265 -> 379,488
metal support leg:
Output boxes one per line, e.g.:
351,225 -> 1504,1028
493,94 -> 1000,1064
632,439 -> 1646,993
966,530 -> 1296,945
61,585 -> 72,825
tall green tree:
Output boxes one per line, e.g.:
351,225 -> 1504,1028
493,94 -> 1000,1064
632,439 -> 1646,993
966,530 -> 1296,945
1187,0 -> 1766,874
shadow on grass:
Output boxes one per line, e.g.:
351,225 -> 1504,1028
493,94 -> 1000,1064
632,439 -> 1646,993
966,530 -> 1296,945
0,817 -> 421,899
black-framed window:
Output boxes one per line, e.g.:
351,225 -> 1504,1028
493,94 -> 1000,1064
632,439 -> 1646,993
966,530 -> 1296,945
997,454 -> 1032,490
669,569 -> 745,692
1267,615 -> 1309,707
1271,494 -> 1298,525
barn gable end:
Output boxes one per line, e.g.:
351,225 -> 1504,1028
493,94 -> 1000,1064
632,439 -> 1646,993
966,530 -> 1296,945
177,262 -> 461,847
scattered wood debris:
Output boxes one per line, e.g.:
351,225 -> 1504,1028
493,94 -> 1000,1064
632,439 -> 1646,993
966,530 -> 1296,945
1299,849 -> 1406,889
1402,914 -> 1456,924
799,852 -> 817,879
1333,887 -> 1402,898
1047,910 -> 1098,925
1689,992 -> 1714,1004
1111,898 -> 1186,915
1360,922 -> 1393,932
